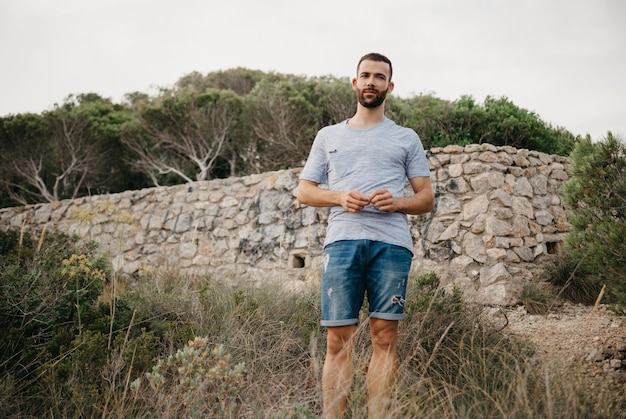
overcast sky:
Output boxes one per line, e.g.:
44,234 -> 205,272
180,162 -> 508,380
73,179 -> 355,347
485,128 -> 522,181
1,0 -> 624,140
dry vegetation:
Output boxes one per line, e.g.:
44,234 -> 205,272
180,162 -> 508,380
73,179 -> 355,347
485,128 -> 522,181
1,227 -> 625,418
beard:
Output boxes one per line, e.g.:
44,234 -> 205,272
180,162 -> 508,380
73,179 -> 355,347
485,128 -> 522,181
356,86 -> 388,109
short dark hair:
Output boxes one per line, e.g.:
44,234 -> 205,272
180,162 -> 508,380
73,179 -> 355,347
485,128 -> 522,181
357,52 -> 393,81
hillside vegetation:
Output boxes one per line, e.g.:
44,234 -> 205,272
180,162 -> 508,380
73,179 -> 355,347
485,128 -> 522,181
1,68 -> 579,208
1,229 -> 624,418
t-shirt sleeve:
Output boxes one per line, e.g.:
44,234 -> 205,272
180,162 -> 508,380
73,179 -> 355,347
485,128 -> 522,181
300,131 -> 328,184
406,132 -> 431,179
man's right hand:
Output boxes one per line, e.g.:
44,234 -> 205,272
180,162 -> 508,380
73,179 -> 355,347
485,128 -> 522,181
340,190 -> 370,213
297,180 -> 370,212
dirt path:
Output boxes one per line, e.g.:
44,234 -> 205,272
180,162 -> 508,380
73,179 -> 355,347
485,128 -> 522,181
500,302 -> 626,407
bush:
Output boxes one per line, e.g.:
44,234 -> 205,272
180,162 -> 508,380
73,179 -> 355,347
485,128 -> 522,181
387,94 -> 577,154
0,230 -> 95,414
562,133 -> 626,305
0,229 -> 161,417
135,337 -> 245,417
545,252 -> 603,305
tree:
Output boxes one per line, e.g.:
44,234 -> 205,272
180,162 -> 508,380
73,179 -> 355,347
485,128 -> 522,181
122,89 -> 242,186
1,69 -> 582,207
0,95 -> 126,205
176,68 -> 268,96
68,94 -> 141,195
388,94 -> 455,148
245,76 -> 326,172
312,76 -> 355,125
563,132 -> 626,302
0,113 -> 47,206
390,94 -> 576,154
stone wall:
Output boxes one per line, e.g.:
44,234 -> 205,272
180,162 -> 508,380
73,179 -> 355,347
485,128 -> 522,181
0,143 -> 571,306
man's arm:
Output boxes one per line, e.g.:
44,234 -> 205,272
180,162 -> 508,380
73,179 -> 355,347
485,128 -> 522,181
369,176 -> 434,215
297,179 -> 371,213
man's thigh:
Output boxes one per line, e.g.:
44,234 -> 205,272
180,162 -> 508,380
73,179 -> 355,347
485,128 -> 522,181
366,241 -> 412,321
321,240 -> 367,327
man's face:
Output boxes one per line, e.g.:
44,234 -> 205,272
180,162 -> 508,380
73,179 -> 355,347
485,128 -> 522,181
352,59 -> 394,109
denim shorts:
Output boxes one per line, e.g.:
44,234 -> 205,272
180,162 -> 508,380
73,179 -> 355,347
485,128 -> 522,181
321,240 -> 413,327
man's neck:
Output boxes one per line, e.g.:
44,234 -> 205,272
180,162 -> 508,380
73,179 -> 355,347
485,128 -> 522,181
347,105 -> 386,130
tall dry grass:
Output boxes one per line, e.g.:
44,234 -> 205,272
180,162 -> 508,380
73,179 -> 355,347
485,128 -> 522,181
2,226 -> 624,418
97,270 -> 624,418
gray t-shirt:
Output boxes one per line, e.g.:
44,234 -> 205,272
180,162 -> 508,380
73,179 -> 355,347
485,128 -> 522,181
300,117 -> 431,253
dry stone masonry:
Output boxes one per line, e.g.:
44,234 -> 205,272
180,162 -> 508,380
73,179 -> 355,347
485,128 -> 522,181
0,144 -> 571,306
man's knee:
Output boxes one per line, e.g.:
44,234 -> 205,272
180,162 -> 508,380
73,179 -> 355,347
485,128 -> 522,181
370,319 -> 398,352
326,325 -> 356,355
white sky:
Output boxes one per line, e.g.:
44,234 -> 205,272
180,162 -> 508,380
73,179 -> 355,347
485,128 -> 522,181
1,0 -> 624,140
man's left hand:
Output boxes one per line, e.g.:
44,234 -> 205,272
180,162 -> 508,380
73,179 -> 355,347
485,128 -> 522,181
369,189 -> 397,212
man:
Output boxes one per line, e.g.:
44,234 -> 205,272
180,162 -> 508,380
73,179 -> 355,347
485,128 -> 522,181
297,53 -> 435,418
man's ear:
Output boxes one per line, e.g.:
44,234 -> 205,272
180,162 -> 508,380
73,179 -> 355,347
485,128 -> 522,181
387,81 -> 395,94
351,77 -> 358,90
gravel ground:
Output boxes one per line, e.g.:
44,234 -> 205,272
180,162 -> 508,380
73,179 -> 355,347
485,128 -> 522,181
497,302 -> 626,410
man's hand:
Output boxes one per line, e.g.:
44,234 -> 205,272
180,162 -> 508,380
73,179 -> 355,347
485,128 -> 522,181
369,189 -> 397,212
340,190 -> 370,213
368,177 -> 435,215
297,179 -> 435,215
297,180 -> 371,212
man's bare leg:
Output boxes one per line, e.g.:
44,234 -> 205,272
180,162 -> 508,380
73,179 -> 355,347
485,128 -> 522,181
367,318 -> 399,418
322,325 -> 356,418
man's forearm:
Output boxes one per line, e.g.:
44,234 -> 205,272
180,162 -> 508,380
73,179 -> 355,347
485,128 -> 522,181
395,191 -> 434,215
297,181 -> 341,208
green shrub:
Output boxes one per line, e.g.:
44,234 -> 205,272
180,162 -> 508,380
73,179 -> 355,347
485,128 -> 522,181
0,230 -> 108,405
0,229 -> 163,417
135,337 -> 245,417
404,271 -> 463,316
562,132 -> 626,305
546,252 -> 603,305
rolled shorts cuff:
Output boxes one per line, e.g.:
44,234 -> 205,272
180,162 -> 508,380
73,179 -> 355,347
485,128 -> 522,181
321,318 -> 359,327
369,312 -> 404,321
